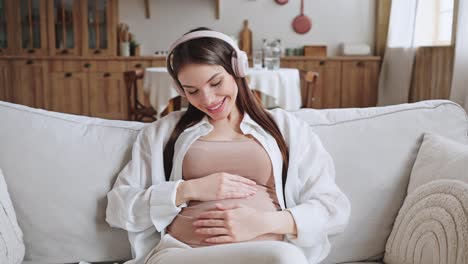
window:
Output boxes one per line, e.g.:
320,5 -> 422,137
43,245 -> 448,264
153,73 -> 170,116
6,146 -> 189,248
414,0 -> 455,46
436,0 -> 454,45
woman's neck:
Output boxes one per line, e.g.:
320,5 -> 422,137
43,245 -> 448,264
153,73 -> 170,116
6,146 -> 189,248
208,105 -> 243,133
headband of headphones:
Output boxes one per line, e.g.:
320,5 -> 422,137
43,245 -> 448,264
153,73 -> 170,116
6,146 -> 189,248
166,30 -> 249,97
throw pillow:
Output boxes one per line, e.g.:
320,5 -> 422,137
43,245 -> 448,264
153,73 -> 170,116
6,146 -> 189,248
384,179 -> 468,264
385,133 -> 468,264
0,168 -> 25,264
407,133 -> 468,194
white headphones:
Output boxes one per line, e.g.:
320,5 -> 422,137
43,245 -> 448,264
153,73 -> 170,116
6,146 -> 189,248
166,30 -> 249,97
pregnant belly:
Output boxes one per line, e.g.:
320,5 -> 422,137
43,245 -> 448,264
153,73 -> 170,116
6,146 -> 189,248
166,185 -> 284,247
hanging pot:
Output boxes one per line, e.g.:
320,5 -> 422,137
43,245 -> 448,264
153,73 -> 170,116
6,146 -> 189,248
292,0 -> 311,34
275,0 -> 288,5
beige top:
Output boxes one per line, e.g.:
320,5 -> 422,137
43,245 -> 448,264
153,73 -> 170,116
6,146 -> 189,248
166,138 -> 283,247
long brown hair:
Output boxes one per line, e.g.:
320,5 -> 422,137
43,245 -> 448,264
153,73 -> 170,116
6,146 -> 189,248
164,27 -> 290,204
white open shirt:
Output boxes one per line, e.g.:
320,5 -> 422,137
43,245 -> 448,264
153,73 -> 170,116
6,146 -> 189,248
106,108 -> 351,264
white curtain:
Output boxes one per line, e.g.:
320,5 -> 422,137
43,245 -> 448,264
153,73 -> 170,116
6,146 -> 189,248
450,0 -> 468,112
377,0 -> 419,106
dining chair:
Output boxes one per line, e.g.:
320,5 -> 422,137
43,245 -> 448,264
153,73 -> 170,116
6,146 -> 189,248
160,96 -> 182,118
124,69 -> 157,122
299,70 -> 319,108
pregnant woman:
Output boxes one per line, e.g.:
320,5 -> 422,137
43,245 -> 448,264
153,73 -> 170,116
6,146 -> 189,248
106,27 -> 350,264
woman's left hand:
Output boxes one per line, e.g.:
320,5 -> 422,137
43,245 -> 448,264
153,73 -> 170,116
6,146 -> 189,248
193,203 -> 267,244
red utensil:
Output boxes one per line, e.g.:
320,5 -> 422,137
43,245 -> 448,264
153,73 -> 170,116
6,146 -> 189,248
275,0 -> 288,5
292,0 -> 311,34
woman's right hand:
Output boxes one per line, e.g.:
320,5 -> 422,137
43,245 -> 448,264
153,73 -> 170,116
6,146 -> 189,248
184,172 -> 258,202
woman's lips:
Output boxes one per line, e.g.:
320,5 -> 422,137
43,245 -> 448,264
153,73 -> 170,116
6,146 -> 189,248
207,97 -> 226,113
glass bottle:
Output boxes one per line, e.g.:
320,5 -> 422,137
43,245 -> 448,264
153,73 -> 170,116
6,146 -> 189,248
261,38 -> 267,68
264,39 -> 281,70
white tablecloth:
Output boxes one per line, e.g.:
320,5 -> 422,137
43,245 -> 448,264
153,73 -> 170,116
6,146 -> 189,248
143,67 -> 301,117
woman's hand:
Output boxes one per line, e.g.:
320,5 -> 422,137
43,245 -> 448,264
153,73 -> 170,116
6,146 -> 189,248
193,203 -> 267,244
186,172 -> 257,202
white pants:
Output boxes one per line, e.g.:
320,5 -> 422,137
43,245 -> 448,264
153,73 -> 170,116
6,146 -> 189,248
145,234 -> 309,264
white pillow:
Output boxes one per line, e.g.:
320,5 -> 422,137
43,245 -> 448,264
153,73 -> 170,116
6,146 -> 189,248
0,168 -> 25,264
407,133 -> 468,194
385,133 -> 468,264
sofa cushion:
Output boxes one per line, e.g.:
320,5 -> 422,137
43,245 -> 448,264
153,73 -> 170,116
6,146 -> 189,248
0,101 -> 145,263
384,179 -> 468,264
384,134 -> 468,264
292,100 -> 468,263
0,168 -> 25,264
407,133 -> 468,193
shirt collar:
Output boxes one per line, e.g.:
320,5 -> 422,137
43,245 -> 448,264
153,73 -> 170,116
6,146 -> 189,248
183,111 -> 263,133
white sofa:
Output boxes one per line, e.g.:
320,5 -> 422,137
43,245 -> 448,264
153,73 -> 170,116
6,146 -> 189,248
0,100 -> 466,264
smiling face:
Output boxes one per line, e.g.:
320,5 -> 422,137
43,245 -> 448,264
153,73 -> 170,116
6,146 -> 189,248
177,63 -> 240,122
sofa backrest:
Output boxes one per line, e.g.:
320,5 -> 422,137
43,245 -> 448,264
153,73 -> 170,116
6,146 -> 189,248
0,100 -> 466,263
292,100 -> 467,263
0,101 -> 145,263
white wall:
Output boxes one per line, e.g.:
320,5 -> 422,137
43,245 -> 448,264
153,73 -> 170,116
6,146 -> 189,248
118,0 -> 375,56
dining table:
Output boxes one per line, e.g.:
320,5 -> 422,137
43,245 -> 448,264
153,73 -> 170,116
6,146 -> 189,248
143,67 -> 302,118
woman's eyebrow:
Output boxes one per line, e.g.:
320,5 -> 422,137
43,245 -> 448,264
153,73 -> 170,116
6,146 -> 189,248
182,72 -> 222,89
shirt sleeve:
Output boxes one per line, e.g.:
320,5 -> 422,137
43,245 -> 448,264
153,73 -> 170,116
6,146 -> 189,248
105,127 -> 187,233
284,118 -> 351,249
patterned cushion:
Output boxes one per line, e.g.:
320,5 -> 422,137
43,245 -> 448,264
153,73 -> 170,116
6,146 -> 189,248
385,179 -> 468,264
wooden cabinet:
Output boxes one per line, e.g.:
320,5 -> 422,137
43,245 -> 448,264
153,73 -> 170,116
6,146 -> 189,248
0,0 -> 16,55
283,57 -> 380,109
0,59 -> 11,101
341,60 -> 380,108
11,59 -> 48,108
409,46 -> 454,102
47,0 -> 81,56
16,0 -> 49,56
47,59 -> 127,119
48,0 -> 119,57
48,71 -> 89,115
0,0 -> 117,57
81,0 -> 118,56
89,71 -> 126,119
307,60 -> 342,109
2,56 -> 379,121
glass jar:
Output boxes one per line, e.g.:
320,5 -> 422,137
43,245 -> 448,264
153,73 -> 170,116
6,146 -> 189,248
263,39 -> 281,70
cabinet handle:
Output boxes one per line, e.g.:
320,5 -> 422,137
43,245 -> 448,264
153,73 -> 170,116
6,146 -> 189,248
94,50 -> 101,54
64,72 -> 72,78
84,63 -> 91,68
135,63 -> 142,68
319,60 -> 326,66
26,60 -> 33,65
61,50 -> 69,54
357,61 -> 365,67
27,49 -> 35,54
103,72 -> 111,77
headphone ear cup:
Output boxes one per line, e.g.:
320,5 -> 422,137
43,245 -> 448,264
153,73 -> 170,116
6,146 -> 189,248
231,52 -> 239,77
232,51 -> 249,78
